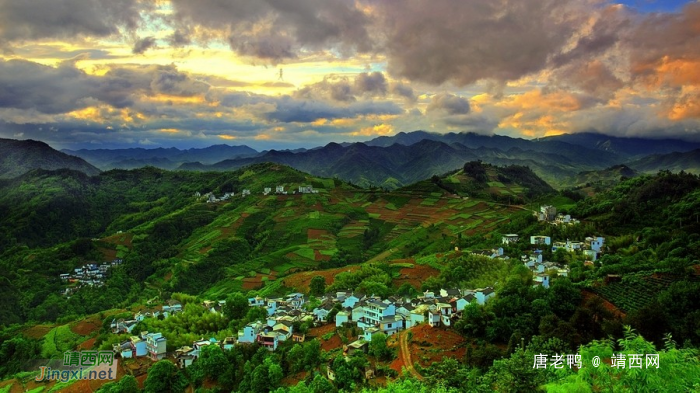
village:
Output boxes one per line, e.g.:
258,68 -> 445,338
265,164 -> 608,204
58,259 -> 123,296
105,225 -> 605,371
200,184 -> 318,203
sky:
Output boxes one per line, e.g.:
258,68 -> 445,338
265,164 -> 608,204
1,0 -> 700,150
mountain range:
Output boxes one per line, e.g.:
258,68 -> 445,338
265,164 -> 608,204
5,131 -> 700,188
62,144 -> 257,170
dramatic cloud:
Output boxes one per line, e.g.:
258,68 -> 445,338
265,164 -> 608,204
169,0 -> 373,62
427,93 -> 471,115
375,0 -> 590,86
1,0 -> 700,148
132,36 -> 157,55
0,0 -> 144,43
294,72 -> 413,103
264,97 -> 403,123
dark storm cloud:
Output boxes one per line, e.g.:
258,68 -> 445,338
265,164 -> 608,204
0,0 -> 144,43
427,93 -> 470,115
0,60 -> 212,114
354,72 -> 387,95
167,29 -> 192,47
389,83 -> 415,101
132,36 -> 157,55
169,0 -> 373,62
0,59 -> 119,113
374,0 -> 588,86
295,72 -> 413,103
264,97 -> 402,123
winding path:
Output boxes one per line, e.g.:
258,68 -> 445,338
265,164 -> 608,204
398,330 -> 423,381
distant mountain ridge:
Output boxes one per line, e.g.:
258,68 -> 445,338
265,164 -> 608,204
0,138 -> 100,179
10,130 -> 700,189
542,132 -> 700,157
62,144 -> 258,170
178,137 -> 619,189
628,148 -> 700,174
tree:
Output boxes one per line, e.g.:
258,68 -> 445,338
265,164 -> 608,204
368,333 -> 393,361
98,375 -> 139,393
225,292 -> 250,321
310,276 -> 326,297
546,279 -> 581,320
309,374 -> 335,393
144,360 -> 188,393
544,327 -> 700,392
245,306 -> 269,324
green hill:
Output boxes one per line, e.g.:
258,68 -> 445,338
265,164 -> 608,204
560,164 -> 639,191
400,160 -> 555,204
0,138 -> 100,179
0,162 -> 523,326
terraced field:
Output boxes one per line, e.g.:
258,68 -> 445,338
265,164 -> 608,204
591,273 -> 698,313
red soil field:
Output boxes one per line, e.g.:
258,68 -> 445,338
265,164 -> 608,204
282,265 -> 361,291
70,317 -> 101,336
409,325 -> 467,368
79,337 -> 97,350
313,249 -> 331,261
242,271 -> 279,290
392,263 -> 440,290
21,324 -> 54,339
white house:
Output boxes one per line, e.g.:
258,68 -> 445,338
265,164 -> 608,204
428,311 -> 441,327
342,294 -> 361,309
437,303 -> 452,327
313,303 -> 334,322
502,234 -> 520,244
379,316 -> 404,335
534,274 -> 550,289
474,288 -> 495,305
272,321 -> 294,341
146,333 -> 167,361
588,237 -> 605,252
130,336 -> 147,357
263,187 -> 272,195
539,205 -> 557,221
238,322 -> 263,344
257,331 -> 280,351
248,296 -> 265,307
357,300 -> 396,329
454,294 -> 475,312
440,288 -> 461,298
335,310 -> 350,327
266,298 -> 282,316
530,236 -> 551,246
113,341 -> 133,359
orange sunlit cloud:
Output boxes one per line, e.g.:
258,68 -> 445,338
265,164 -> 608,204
350,123 -> 395,137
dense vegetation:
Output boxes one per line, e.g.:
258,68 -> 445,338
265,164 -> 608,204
1,163 -> 700,392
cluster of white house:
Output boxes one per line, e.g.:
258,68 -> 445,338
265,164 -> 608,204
199,185 -> 319,203
110,286 -> 503,370
520,250 -> 569,289
536,205 -> 580,225
236,287 -> 496,354
59,259 -> 123,293
501,234 -> 604,260
110,300 -> 184,336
